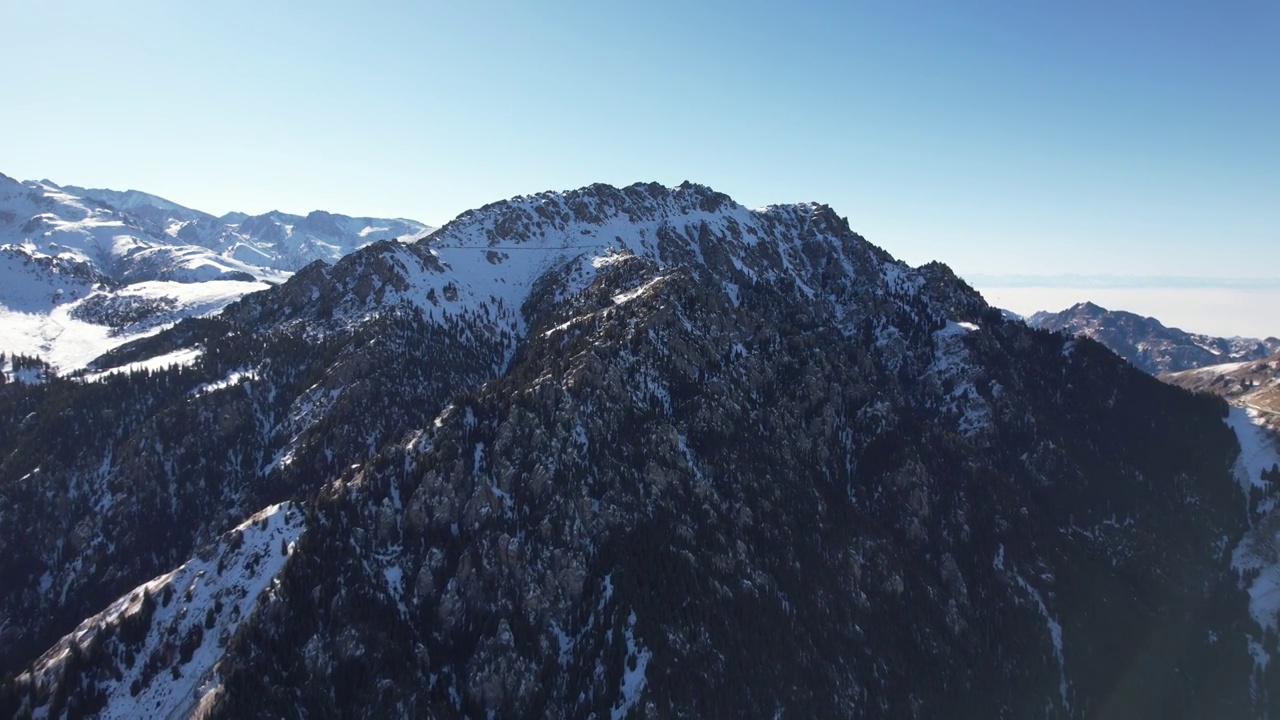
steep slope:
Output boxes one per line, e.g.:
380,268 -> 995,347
0,182 -> 1270,718
1028,301 -> 1280,374
0,244 -> 513,679
3,503 -> 304,720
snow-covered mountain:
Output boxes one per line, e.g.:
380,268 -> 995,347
63,184 -> 430,272
1028,301 -> 1280,374
0,173 -> 431,374
0,174 -> 281,286
1,182 -> 1277,717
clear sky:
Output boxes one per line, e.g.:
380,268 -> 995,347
2,0 -> 1277,284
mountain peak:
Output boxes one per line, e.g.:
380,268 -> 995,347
3,178 -> 1267,718
1029,302 -> 1280,374
431,182 -> 864,257
1070,300 -> 1108,315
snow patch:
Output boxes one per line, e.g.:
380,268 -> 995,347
192,368 -> 258,397
997,545 -> 1070,710
1226,406 -> 1279,495
612,275 -> 667,306
610,610 -> 652,720
591,250 -> 632,268
1230,408 -> 1280,645
83,347 -> 204,381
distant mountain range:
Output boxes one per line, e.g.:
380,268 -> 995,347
59,184 -> 429,274
1027,301 -> 1280,375
0,173 -> 430,373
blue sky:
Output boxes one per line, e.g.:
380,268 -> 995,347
2,0 -> 1276,281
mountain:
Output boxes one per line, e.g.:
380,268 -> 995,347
0,173 -> 430,375
0,182 -> 1276,718
1164,352 -> 1280,430
1027,301 -> 1280,375
62,185 -> 430,273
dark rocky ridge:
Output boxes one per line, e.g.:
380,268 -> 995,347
0,182 -> 1273,718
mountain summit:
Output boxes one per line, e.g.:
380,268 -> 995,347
1,182 -> 1276,718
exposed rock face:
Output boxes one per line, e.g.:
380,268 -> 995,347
1028,301 -> 1280,375
0,182 -> 1271,718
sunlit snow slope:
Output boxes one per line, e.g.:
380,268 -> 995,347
16,503 -> 304,720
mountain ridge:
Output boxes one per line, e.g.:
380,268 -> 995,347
1,180 -> 1276,718
1027,301 -> 1280,374
0,172 -> 432,375
53,180 -> 431,273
